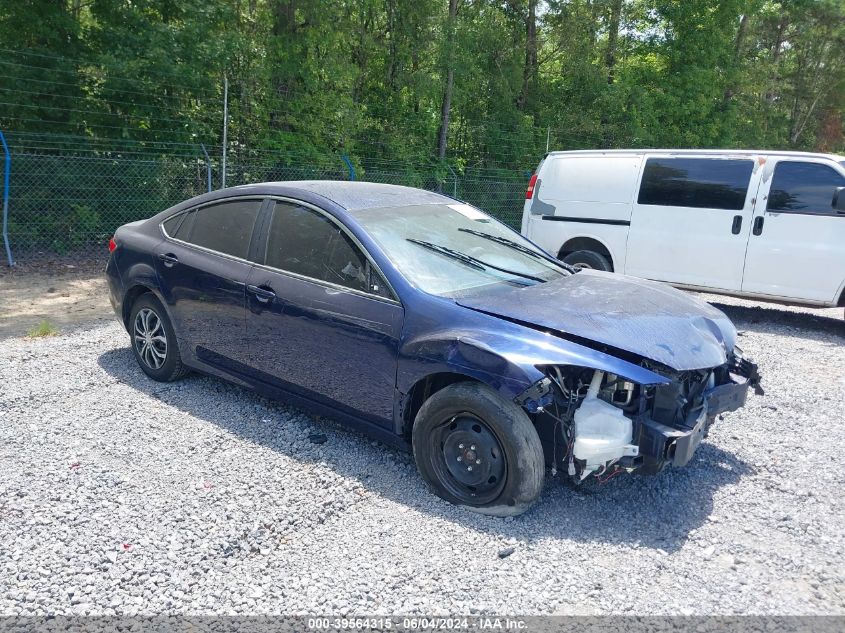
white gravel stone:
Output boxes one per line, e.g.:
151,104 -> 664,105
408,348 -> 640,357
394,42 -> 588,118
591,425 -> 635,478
0,297 -> 843,615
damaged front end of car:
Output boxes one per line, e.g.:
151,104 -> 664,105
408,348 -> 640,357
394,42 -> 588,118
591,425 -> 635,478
515,349 -> 762,484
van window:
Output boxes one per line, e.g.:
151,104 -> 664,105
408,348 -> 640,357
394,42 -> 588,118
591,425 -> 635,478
767,161 -> 845,215
638,158 -> 754,211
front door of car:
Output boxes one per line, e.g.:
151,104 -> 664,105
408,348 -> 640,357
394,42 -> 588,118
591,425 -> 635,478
155,198 -> 265,368
245,200 -> 404,428
741,158 -> 845,304
624,156 -> 759,291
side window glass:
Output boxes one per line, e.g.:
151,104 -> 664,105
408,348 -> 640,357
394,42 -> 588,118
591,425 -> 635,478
163,211 -> 194,241
638,158 -> 754,210
367,264 -> 393,299
265,202 -> 369,294
173,211 -> 195,241
767,162 -> 845,215
188,200 -> 261,259
162,213 -> 182,237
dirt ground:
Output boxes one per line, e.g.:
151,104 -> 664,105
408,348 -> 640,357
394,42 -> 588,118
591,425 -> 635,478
1,262 -> 842,340
0,263 -> 114,339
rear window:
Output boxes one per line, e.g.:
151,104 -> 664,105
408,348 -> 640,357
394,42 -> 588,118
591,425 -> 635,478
638,158 -> 754,210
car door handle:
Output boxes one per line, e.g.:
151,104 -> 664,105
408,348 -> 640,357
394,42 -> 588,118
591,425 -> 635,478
731,215 -> 742,235
752,216 -> 764,236
247,284 -> 276,303
157,253 -> 179,267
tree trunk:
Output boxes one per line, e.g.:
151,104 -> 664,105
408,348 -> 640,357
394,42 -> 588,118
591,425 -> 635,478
772,16 -> 788,64
723,13 -> 750,102
436,0 -> 459,161
734,13 -> 749,60
765,16 -> 789,105
273,0 -> 296,36
270,0 -> 298,130
605,0 -> 622,84
386,0 -> 399,90
518,0 -> 538,111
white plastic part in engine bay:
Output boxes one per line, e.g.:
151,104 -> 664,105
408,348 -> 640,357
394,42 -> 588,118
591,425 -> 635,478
572,370 -> 640,475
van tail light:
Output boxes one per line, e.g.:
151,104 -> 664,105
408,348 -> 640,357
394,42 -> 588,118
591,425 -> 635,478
108,237 -> 117,253
526,174 -> 538,199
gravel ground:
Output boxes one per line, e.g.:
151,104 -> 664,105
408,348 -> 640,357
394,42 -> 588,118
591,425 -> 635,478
0,295 -> 843,616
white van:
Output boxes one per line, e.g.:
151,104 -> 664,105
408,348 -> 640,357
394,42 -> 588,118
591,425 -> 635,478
521,149 -> 845,308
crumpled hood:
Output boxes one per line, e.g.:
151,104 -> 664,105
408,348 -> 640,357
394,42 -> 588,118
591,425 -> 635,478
456,270 -> 736,371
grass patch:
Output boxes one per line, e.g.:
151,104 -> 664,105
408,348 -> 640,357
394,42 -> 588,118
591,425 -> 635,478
27,320 -> 59,338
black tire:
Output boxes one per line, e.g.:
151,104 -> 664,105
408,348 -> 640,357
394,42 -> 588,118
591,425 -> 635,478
562,249 -> 612,271
128,293 -> 188,382
412,382 -> 545,516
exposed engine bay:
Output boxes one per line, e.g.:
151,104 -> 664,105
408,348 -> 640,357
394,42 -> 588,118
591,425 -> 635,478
515,349 -> 763,484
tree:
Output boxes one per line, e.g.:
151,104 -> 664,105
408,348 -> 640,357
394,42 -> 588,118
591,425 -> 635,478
436,0 -> 459,161
605,0 -> 623,84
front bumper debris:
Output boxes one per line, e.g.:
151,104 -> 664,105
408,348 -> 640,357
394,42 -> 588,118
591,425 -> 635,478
527,349 -> 763,480
636,361 -> 759,473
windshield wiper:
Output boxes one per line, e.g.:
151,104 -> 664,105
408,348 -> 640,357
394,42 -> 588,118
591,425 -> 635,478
457,228 -> 577,273
406,238 -> 546,283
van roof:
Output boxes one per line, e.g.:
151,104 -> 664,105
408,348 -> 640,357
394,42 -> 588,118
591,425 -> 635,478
545,149 -> 845,162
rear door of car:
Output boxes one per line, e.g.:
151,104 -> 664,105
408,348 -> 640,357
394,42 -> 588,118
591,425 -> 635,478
741,157 -> 845,303
155,197 -> 265,368
244,199 -> 404,428
624,155 -> 759,291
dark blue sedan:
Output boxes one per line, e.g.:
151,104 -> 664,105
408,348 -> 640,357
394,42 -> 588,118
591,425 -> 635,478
106,181 -> 761,515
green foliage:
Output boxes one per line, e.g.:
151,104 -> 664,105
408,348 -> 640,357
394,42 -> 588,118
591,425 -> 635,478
7,152 -> 210,252
27,320 -> 58,338
0,0 -> 845,251
0,0 -> 843,186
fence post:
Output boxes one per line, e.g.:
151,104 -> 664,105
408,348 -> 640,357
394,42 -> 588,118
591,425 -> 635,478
221,75 -> 228,189
341,154 -> 356,181
0,130 -> 14,267
446,165 -> 458,198
200,143 -> 212,193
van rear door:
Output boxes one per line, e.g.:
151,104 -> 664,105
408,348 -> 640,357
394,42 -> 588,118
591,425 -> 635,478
741,157 -> 845,304
624,155 -> 758,291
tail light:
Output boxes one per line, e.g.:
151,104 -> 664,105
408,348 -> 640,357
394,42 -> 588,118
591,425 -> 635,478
526,174 -> 538,199
108,237 -> 117,253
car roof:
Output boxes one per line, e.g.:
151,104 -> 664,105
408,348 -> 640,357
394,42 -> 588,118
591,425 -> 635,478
545,149 -> 845,162
218,180 -> 452,211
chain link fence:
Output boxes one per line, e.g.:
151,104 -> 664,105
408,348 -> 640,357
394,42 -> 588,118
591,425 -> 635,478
1,133 -> 529,265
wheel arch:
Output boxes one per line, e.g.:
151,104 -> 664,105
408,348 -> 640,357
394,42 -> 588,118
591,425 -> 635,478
121,284 -> 169,331
400,371 -> 486,439
398,334 -> 546,435
558,235 -> 615,272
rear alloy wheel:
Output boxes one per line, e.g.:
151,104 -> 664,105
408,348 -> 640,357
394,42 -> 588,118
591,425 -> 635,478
134,308 -> 167,370
412,382 -> 545,516
561,249 -> 612,271
128,294 -> 187,382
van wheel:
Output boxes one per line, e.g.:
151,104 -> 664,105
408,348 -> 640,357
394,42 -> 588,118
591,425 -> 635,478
412,382 -> 545,517
562,250 -> 611,271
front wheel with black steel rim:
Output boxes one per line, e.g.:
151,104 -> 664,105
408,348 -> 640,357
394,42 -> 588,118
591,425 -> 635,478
412,382 -> 545,516
128,293 -> 188,382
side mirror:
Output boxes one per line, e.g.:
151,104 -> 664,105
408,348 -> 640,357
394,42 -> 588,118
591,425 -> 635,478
834,187 -> 845,213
